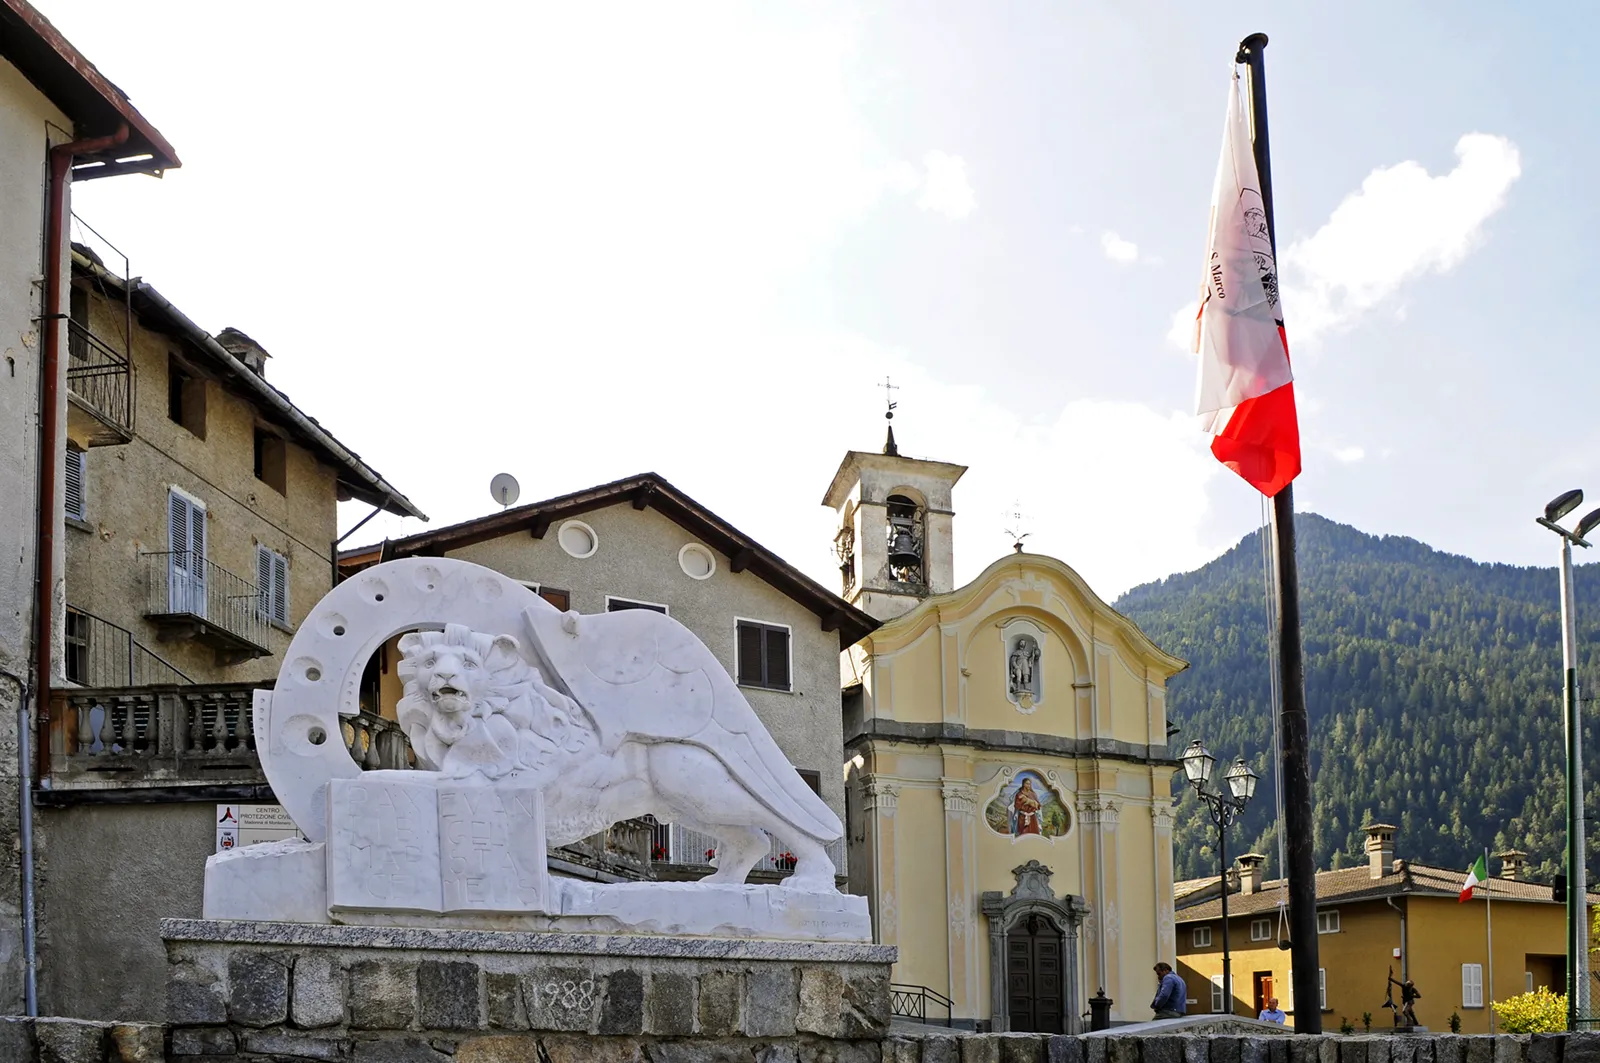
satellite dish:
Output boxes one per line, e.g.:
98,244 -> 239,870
489,473 -> 520,509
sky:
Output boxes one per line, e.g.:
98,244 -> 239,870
51,2 -> 1600,602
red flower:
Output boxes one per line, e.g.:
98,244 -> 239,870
705,848 -> 716,861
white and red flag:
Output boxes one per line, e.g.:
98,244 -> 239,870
1191,70 -> 1300,497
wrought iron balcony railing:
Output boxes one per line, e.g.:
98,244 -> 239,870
65,606 -> 192,688
142,551 -> 271,662
66,319 -> 133,443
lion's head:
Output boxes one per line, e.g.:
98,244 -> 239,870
397,623 -> 521,721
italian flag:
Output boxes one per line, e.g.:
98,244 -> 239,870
1190,70 -> 1301,498
1460,854 -> 1488,902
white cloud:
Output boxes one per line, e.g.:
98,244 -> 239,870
1101,231 -> 1139,264
1282,133 -> 1522,343
916,150 -> 976,219
1332,446 -> 1366,463
1167,301 -> 1198,354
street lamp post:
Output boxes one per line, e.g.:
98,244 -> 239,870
1181,739 -> 1259,1018
1536,490 -> 1600,1029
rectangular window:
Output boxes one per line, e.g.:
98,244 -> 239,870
517,581 -> 572,612
256,544 -> 290,628
1463,963 -> 1484,1007
736,620 -> 791,691
1250,918 -> 1271,942
253,428 -> 286,494
64,608 -> 89,685
1210,975 -> 1230,1013
1192,925 -> 1212,948
1316,910 -> 1340,934
167,489 -> 207,617
796,769 -> 822,796
167,354 -> 206,437
64,446 -> 87,522
606,596 -> 667,614
1320,968 -> 1327,1010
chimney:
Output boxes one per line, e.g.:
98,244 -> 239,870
1236,853 -> 1266,896
217,327 -> 271,378
1364,823 -> 1397,880
1497,849 -> 1528,881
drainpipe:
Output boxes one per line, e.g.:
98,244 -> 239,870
31,124 -> 128,783
1386,895 -> 1407,981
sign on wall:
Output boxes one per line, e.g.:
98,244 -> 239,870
216,803 -> 299,853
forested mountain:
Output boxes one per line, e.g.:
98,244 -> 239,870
1114,513 -> 1600,884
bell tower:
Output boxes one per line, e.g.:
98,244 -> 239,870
821,387 -> 966,621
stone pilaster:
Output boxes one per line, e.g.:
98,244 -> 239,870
861,775 -> 899,946
941,781 -> 979,1017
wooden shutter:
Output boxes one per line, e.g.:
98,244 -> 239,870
272,551 -> 289,624
256,545 -> 272,617
764,626 -> 790,689
169,491 -> 188,559
736,623 -> 763,685
64,448 -> 85,521
539,587 -> 570,611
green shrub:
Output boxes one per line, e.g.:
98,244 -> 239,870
1339,1016 -> 1355,1035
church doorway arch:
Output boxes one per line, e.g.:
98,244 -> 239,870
981,860 -> 1089,1033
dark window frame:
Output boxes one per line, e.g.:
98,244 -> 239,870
736,619 -> 792,691
253,428 -> 286,494
606,596 -> 668,614
167,353 -> 206,438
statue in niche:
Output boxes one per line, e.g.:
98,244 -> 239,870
1008,634 -> 1041,708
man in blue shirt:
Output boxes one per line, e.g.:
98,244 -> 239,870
1259,997 -> 1287,1024
1151,962 -> 1187,1020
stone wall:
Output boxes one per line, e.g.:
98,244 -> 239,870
2,1015 -> 1600,1062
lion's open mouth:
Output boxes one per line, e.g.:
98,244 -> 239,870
435,685 -> 464,699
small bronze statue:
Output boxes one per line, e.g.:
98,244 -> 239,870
1383,966 -> 1421,1028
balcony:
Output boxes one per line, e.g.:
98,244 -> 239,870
66,320 -> 133,445
45,682 -> 415,798
142,551 -> 271,664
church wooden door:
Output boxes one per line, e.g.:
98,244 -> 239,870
1006,914 -> 1063,1033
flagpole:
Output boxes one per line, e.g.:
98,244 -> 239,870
1485,847 -> 1496,1032
1236,31 -> 1321,1035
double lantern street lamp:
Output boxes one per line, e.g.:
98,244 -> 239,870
1181,740 -> 1260,1018
1536,490 -> 1600,1028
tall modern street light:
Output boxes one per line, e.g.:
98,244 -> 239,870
1537,490 -> 1600,1028
1181,739 -> 1259,1017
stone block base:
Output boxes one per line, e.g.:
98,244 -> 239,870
162,917 -> 893,1058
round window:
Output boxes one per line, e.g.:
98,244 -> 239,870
557,520 -> 598,559
679,543 -> 716,580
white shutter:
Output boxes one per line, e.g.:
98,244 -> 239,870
1211,975 -> 1225,1013
1319,968 -> 1327,1009
256,545 -> 273,619
64,448 -> 86,521
169,491 -> 187,557
168,490 -> 207,616
1463,964 -> 1483,1007
271,551 -> 289,624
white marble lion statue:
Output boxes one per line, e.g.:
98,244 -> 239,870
387,604 -> 840,890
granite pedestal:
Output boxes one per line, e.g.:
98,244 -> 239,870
163,917 -> 895,1059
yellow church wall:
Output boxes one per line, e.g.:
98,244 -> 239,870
885,625 -> 945,724
892,782 -> 954,997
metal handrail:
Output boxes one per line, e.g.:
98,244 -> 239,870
890,983 -> 955,1027
65,320 -> 132,434
65,606 -> 191,687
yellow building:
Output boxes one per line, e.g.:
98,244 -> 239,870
827,433 -> 1188,1032
1175,824 -> 1584,1033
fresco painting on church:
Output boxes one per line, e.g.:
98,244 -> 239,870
985,770 -> 1070,839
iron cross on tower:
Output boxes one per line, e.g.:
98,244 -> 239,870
879,376 -> 900,456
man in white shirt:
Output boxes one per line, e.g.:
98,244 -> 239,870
1258,997 -> 1287,1024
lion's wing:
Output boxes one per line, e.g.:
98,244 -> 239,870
523,605 -> 841,842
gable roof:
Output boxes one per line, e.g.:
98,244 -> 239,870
342,472 -> 878,648
72,249 -> 424,519
1176,861 -> 1596,921
0,0 -> 179,174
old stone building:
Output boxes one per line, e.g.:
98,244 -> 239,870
341,472 -> 879,884
832,429 -> 1187,1032
36,250 -> 421,1021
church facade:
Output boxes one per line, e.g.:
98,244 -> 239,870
826,435 -> 1187,1032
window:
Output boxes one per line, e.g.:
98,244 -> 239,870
167,489 -> 207,616
253,429 -> 286,494
516,581 -> 571,612
1192,925 -> 1212,948
167,355 -> 206,437
1316,910 -> 1340,934
606,596 -> 667,614
736,620 -> 791,691
796,769 -> 822,796
1319,968 -> 1327,1010
1462,963 -> 1484,1007
1250,918 -> 1271,942
1526,972 -> 1535,993
256,545 -> 290,628
64,446 -> 87,523
1210,975 -> 1230,1013
64,608 -> 89,685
